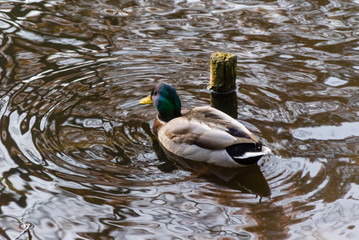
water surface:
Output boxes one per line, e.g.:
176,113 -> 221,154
1,0 -> 359,239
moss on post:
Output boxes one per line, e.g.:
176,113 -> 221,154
209,52 -> 237,93
209,52 -> 238,118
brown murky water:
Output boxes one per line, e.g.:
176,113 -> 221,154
1,0 -> 359,239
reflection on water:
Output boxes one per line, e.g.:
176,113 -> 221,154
160,144 -> 271,198
293,122 -> 359,140
1,0 -> 359,239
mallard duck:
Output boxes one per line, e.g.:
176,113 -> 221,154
139,83 -> 271,168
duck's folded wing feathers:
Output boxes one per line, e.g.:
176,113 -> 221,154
186,106 -> 258,138
161,113 -> 257,150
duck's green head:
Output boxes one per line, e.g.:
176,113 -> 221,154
140,83 -> 181,122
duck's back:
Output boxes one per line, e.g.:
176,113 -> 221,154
157,106 -> 270,167
161,107 -> 246,145
184,106 -> 258,142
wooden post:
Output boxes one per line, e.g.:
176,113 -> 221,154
209,52 -> 238,118
209,52 -> 237,92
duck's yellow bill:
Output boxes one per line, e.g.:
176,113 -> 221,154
139,95 -> 152,104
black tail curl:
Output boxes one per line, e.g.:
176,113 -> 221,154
225,141 -> 263,165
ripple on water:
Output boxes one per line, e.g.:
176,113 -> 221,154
1,0 -> 359,239
289,199 -> 359,239
293,122 -> 359,141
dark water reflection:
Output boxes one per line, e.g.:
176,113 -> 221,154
1,0 -> 359,239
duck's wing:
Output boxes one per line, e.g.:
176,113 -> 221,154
158,106 -> 270,167
186,106 -> 259,143
160,106 -> 258,150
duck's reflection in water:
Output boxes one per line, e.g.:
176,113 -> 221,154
155,140 -> 271,200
